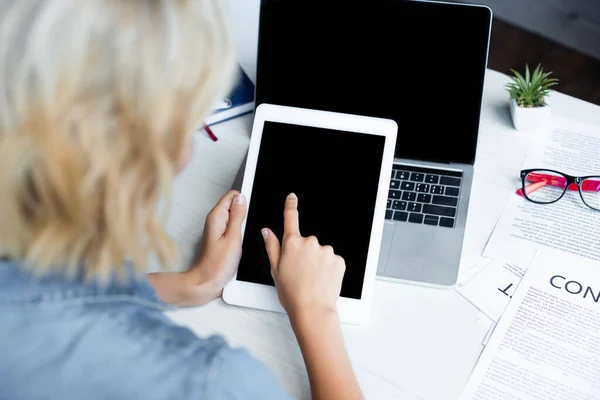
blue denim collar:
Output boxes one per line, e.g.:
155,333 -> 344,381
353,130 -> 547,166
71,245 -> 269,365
0,260 -> 167,309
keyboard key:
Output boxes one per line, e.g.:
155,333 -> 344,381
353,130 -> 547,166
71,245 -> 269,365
417,194 -> 432,203
392,200 -> 407,210
395,170 -> 409,180
425,175 -> 439,184
400,182 -> 415,191
424,215 -> 439,226
423,204 -> 456,217
389,190 -> 402,199
385,210 -> 393,220
445,187 -> 460,197
387,199 -> 392,208
415,183 -> 430,193
390,180 -> 401,189
407,202 -> 422,212
440,176 -> 461,186
439,217 -> 455,228
408,213 -> 424,224
432,195 -> 458,207
410,173 -> 425,182
393,211 -> 408,222
431,185 -> 444,194
402,192 -> 416,201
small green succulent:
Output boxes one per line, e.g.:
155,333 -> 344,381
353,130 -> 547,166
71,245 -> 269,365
506,64 -> 558,108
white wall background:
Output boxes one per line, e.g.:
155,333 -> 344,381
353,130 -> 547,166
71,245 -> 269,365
226,0 -> 261,82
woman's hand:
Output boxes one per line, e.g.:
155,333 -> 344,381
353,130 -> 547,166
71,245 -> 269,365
261,193 -> 346,321
148,190 -> 246,307
261,194 -> 363,400
190,190 -> 247,289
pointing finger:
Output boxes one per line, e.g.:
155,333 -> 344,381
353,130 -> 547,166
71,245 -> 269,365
283,193 -> 300,237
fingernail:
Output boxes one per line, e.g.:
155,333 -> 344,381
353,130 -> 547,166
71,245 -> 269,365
235,194 -> 245,205
261,228 -> 269,240
288,193 -> 297,200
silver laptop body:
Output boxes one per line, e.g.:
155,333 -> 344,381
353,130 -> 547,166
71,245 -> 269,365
377,159 -> 474,287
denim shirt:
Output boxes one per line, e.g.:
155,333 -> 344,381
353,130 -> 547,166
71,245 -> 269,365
0,260 -> 292,400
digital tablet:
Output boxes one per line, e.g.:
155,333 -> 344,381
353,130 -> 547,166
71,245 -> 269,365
223,104 -> 397,324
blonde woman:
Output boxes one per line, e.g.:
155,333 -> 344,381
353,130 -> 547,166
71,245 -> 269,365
0,1 -> 363,399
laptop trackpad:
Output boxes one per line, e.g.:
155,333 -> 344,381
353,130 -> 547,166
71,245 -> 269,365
376,222 -> 395,275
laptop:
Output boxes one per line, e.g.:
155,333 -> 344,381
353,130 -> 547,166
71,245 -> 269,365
253,0 -> 492,287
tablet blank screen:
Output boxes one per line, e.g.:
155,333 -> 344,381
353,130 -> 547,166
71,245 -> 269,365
237,121 -> 386,299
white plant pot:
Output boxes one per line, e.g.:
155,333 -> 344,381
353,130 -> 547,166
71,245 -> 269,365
509,99 -> 551,132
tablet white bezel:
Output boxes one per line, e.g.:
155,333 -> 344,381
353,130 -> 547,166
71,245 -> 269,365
222,104 -> 397,324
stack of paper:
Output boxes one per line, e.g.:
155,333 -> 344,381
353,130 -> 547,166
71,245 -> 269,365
456,117 -> 600,324
460,250 -> 600,399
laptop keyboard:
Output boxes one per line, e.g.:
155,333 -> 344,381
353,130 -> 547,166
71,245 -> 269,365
385,165 -> 462,228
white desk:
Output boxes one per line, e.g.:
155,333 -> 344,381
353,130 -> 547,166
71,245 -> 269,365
163,5 -> 600,399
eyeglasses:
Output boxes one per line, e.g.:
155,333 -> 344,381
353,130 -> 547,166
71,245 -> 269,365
516,169 -> 600,211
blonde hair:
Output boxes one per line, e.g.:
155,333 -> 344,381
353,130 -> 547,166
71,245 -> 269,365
0,0 -> 236,279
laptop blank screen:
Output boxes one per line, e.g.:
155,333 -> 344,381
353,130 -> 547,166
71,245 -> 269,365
255,0 -> 491,165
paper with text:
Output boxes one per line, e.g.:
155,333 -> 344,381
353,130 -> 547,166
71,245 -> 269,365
484,118 -> 600,266
460,250 -> 600,400
456,260 -> 527,323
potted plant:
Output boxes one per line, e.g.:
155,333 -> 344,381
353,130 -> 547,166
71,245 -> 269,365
506,64 -> 559,132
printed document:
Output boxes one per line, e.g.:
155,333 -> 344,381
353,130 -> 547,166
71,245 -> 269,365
484,118 -> 600,266
460,250 -> 600,400
456,260 -> 527,323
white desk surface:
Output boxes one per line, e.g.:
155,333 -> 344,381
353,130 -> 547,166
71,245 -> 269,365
163,3 -> 600,399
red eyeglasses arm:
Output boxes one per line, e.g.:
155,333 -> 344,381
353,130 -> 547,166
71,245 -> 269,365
516,172 -> 600,196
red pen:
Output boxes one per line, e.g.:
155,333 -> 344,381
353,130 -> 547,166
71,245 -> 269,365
203,124 -> 218,142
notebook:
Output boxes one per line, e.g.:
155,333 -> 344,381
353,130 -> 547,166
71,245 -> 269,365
205,65 -> 255,126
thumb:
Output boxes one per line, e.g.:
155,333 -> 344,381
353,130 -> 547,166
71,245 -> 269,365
226,193 -> 247,237
261,228 -> 281,273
